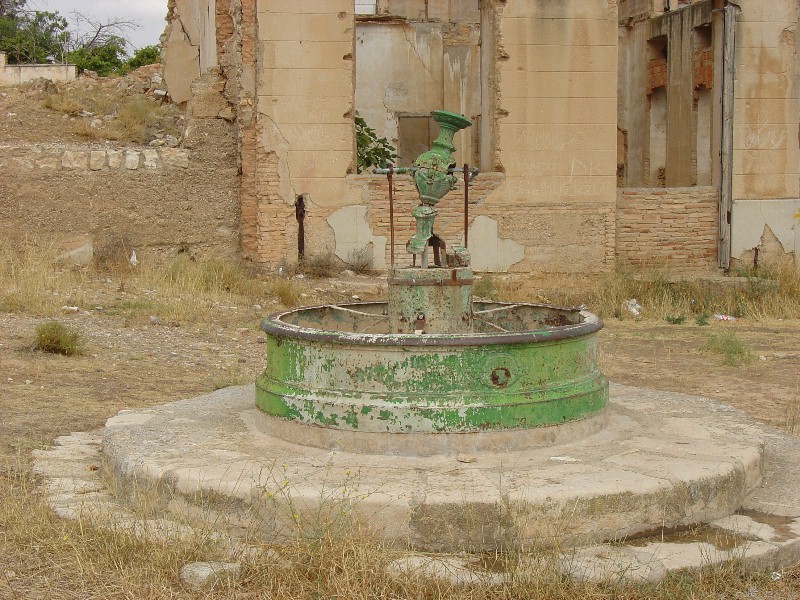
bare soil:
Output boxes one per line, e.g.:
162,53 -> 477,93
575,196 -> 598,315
2,309 -> 798,465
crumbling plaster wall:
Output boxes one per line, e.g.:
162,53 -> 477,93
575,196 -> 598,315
618,1 -> 715,188
172,0 -> 619,275
163,0 -> 219,104
487,0 -> 618,274
730,0 -> 800,266
354,3 -> 481,165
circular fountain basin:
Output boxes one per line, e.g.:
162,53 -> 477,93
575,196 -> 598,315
256,302 -> 608,455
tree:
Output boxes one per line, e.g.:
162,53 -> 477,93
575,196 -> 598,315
125,45 -> 160,70
66,35 -> 127,76
0,5 -> 68,63
0,1 -> 144,72
0,0 -> 24,18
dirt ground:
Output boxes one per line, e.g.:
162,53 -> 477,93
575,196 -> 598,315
1,300 -> 798,463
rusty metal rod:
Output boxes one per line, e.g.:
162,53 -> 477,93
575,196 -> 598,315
373,166 -> 479,179
463,162 -> 469,249
388,164 -> 395,270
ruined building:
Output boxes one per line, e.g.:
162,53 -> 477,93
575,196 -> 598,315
163,0 -> 799,274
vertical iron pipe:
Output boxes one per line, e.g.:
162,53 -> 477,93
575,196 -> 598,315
388,165 -> 395,269
463,163 -> 469,249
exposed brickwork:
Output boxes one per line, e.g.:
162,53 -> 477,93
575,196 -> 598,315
361,174 -> 506,268
693,47 -> 713,89
239,126 -> 259,259
617,187 -> 718,271
647,58 -> 667,95
215,0 -> 234,64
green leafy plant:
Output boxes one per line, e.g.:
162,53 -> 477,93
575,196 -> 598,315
702,332 -> 755,367
695,313 -> 710,326
124,45 -> 159,71
355,114 -> 396,173
665,315 -> 685,325
34,321 -> 84,356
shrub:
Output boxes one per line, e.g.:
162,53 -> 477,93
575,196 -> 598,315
34,321 -> 84,356
300,253 -> 338,278
701,332 -> 755,367
269,280 -> 300,307
346,245 -> 374,274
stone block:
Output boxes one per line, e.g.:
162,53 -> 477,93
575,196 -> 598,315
385,0 -> 426,19
501,15 -> 617,46
734,149 -> 799,175
502,149 -> 617,179
449,0 -> 480,21
735,73 -> 792,99
257,94 -> 352,124
734,99 -> 796,129
426,0 -> 449,20
735,0 -> 796,23
733,173 -> 799,200
258,0 -> 351,14
736,21 -> 792,49
36,152 -> 61,171
107,150 -> 124,169
125,151 -> 141,170
502,124 -> 617,151
500,97 -> 617,125
503,71 -> 617,99
62,150 -> 89,170
290,177 -> 348,206
288,150 -> 353,179
279,123 -> 352,151
163,26 -> 201,104
502,0 -> 616,19
262,40 -> 353,70
142,149 -> 162,169
258,68 -> 353,98
89,151 -> 106,170
160,148 -> 190,169
504,44 -> 617,74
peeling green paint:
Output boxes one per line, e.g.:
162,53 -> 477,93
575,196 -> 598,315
256,303 -> 608,434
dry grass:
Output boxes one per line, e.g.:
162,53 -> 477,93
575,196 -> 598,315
43,88 -> 182,144
299,252 -> 339,278
0,467 -> 219,599
2,245 -> 800,597
528,265 -> 800,322
0,240 -> 267,324
702,331 -> 756,366
268,279 -> 301,307
2,462 -> 793,599
0,240 -> 94,315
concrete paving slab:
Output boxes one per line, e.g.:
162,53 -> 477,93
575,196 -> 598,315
31,383 -> 800,581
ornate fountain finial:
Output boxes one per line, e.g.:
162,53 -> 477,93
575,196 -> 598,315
407,110 -> 472,257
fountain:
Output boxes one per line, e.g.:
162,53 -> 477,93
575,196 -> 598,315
32,111 -> 800,582
255,110 -> 609,455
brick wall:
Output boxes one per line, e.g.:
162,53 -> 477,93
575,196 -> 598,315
693,47 -> 713,89
616,187 -> 718,270
359,173 -> 505,268
647,58 -> 667,94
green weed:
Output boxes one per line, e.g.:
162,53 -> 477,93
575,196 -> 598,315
34,321 -> 84,356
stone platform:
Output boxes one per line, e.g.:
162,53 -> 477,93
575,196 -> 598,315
33,383 -> 800,582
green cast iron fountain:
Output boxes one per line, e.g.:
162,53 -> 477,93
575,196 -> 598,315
255,111 -> 608,455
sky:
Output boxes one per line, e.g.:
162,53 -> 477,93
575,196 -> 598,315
32,0 -> 168,51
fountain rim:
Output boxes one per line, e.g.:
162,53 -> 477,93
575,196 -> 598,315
260,301 -> 603,347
